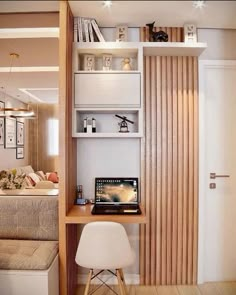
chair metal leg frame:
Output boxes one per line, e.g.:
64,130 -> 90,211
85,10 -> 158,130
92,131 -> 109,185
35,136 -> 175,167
84,269 -> 120,295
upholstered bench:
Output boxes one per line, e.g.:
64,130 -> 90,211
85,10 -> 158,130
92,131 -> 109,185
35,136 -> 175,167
0,195 -> 59,295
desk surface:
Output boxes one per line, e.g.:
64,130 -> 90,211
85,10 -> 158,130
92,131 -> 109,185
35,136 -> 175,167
65,204 -> 147,224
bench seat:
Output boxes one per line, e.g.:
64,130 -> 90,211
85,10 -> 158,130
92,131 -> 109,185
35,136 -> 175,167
0,239 -> 58,270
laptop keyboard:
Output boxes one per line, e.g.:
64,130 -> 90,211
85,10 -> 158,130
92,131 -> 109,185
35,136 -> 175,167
92,204 -> 141,215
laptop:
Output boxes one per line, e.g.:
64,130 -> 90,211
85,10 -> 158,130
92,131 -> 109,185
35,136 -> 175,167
91,177 -> 142,215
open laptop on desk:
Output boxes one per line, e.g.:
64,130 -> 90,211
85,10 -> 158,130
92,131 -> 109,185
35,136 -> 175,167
91,178 -> 141,215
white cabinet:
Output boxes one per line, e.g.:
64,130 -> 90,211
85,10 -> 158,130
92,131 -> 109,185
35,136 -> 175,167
74,72 -> 141,107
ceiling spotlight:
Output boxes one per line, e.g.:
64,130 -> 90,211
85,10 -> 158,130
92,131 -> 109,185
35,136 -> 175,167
193,0 -> 206,8
103,0 -> 112,8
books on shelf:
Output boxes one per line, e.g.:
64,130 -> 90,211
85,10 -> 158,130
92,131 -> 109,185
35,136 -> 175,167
73,17 -> 105,42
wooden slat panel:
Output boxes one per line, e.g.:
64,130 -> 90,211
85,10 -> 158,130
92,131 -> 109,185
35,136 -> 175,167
140,27 -> 198,285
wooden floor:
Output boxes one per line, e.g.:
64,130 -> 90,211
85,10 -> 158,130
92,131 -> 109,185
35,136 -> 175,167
77,282 -> 236,295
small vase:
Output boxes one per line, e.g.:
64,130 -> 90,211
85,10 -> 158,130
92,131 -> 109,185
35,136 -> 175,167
122,58 -> 132,71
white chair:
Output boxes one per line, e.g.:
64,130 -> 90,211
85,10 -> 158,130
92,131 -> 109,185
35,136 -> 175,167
75,221 -> 135,295
34,180 -> 55,189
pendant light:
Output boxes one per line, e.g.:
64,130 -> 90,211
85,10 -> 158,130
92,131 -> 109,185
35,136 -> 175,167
0,53 -> 35,119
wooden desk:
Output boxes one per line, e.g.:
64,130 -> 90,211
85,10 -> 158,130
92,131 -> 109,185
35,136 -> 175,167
65,204 -> 147,224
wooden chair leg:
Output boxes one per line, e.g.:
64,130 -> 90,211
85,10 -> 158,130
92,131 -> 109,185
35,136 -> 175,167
84,269 -> 93,295
116,269 -> 125,295
119,269 -> 128,295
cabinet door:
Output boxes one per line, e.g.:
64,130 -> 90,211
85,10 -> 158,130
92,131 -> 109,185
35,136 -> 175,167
74,73 -> 140,107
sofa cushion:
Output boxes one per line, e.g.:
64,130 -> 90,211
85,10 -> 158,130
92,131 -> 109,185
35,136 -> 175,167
0,196 -> 58,241
16,165 -> 34,176
0,239 -> 58,270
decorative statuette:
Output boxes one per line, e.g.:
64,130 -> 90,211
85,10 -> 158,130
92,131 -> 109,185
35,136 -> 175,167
122,58 -> 132,71
146,21 -> 168,42
115,114 -> 134,133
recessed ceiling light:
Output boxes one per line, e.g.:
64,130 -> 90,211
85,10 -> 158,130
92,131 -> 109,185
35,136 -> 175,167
103,1 -> 112,8
193,0 -> 206,8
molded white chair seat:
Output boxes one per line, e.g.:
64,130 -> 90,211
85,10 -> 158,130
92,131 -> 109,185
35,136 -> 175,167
75,222 -> 135,295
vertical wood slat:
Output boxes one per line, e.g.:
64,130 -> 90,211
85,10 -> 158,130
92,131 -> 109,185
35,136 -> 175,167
172,55 -> 178,285
161,56 -> 167,285
177,56 -> 184,285
145,56 -> 151,285
150,56 -> 157,285
187,56 -> 194,284
156,56 -> 162,285
140,27 -> 198,286
193,57 -> 199,284
166,55 -> 173,285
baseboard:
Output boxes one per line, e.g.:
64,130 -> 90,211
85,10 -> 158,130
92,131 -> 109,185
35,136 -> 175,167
77,273 -> 140,285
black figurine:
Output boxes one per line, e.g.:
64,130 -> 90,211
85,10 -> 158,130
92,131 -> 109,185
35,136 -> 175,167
146,21 -> 168,42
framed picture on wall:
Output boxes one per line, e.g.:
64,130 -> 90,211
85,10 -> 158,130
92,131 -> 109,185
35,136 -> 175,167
5,117 -> 16,149
16,121 -> 24,146
0,118 -> 4,145
0,101 -> 4,116
16,147 -> 24,159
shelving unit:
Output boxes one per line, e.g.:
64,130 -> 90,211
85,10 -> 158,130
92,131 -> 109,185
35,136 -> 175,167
73,108 -> 142,137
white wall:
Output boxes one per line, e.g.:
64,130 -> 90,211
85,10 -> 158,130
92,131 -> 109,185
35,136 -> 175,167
198,28 -> 236,60
0,95 -> 29,171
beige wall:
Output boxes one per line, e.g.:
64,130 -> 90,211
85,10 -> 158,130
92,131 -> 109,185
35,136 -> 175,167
0,95 -> 29,171
198,28 -> 236,60
29,103 -> 59,173
0,12 -> 59,28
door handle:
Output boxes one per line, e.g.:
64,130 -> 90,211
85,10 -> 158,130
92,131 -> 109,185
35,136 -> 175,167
210,173 -> 230,179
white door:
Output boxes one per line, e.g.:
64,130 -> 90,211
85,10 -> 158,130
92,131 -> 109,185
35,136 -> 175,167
199,60 -> 236,283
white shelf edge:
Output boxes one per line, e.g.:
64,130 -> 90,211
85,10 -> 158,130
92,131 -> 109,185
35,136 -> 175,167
74,107 -> 141,112
142,42 -> 207,56
74,70 -> 141,74
73,133 -> 143,138
73,41 -> 207,57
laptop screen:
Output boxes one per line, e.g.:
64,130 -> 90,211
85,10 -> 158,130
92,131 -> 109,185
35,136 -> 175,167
95,178 -> 139,204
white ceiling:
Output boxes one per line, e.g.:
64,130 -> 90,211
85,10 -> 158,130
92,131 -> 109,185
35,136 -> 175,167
69,1 -> 236,29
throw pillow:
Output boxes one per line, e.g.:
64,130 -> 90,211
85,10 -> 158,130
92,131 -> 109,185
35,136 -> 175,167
47,172 -> 59,183
36,171 -> 46,180
28,172 -> 41,185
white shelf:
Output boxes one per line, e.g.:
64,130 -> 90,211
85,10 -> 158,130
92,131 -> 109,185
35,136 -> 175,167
74,70 -> 141,74
73,132 -> 142,138
74,107 -> 140,113
142,42 -> 207,56
74,41 -> 207,57
74,42 -> 140,57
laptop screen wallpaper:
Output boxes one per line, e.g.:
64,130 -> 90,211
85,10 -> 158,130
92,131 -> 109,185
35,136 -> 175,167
95,178 -> 138,204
